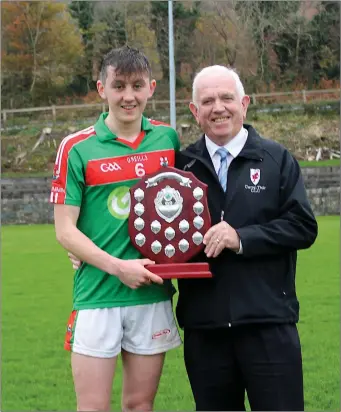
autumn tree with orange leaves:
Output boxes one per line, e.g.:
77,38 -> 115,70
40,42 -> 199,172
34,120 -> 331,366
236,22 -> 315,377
1,1 -> 84,106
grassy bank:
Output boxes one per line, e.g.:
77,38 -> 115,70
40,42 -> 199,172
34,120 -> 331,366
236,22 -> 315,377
1,111 -> 339,177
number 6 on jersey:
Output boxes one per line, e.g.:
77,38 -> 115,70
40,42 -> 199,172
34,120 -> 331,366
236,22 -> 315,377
135,163 -> 145,177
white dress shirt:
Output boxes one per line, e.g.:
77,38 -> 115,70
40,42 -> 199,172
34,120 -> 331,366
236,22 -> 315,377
205,127 -> 248,254
205,127 -> 248,174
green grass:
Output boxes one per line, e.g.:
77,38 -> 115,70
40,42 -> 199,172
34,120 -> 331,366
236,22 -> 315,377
2,217 -> 340,411
1,171 -> 52,178
299,159 -> 340,167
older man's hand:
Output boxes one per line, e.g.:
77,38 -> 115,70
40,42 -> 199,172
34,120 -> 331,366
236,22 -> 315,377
68,252 -> 82,269
203,221 -> 240,258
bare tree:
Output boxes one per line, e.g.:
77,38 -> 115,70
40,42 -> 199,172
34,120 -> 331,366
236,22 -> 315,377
18,2 -> 46,93
208,1 -> 254,67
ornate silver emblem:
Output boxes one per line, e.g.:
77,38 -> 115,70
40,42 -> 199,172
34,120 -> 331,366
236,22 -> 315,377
154,185 -> 183,223
134,203 -> 145,216
192,231 -> 203,245
179,239 -> 189,253
146,171 -> 192,188
193,216 -> 204,230
134,188 -> 144,202
151,220 -> 161,234
193,201 -> 204,215
193,187 -> 204,200
165,227 -> 175,241
179,219 -> 189,233
135,233 -> 146,247
151,240 -> 162,254
165,244 -> 175,258
134,217 -> 145,231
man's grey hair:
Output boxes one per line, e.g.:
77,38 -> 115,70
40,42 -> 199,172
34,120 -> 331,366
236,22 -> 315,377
192,65 -> 245,106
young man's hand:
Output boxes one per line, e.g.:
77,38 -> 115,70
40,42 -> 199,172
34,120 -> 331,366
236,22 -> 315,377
67,253 -> 163,289
116,259 -> 163,289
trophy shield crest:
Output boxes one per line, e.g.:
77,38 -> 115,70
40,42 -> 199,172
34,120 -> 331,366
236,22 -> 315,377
128,166 -> 212,278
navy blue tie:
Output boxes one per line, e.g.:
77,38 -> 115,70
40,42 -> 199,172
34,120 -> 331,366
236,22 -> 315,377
216,148 -> 229,191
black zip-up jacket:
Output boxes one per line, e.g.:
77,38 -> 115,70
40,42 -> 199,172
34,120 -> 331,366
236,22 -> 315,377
175,124 -> 318,329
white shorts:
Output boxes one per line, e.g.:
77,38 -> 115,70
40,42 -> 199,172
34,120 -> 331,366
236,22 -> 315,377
64,300 -> 182,358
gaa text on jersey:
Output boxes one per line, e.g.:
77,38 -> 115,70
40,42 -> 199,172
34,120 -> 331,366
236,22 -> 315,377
100,162 -> 122,172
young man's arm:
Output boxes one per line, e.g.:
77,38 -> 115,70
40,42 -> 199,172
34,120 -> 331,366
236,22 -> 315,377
54,204 -> 163,288
51,133 -> 162,288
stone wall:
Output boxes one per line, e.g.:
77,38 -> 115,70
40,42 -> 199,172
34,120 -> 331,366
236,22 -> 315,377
301,167 -> 340,216
1,167 -> 339,225
1,177 -> 53,225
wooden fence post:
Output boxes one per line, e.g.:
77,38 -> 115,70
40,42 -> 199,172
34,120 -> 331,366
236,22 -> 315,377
102,103 -> 106,113
302,90 -> 307,103
252,94 -> 257,105
152,99 -> 156,111
52,105 -> 56,123
3,110 -> 7,129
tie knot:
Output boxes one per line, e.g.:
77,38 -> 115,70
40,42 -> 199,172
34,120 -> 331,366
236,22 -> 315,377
216,147 -> 228,160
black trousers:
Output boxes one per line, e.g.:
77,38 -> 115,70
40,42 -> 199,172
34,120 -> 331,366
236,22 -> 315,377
184,323 -> 304,411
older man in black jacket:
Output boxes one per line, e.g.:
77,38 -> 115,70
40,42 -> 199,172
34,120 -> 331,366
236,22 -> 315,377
175,65 -> 317,411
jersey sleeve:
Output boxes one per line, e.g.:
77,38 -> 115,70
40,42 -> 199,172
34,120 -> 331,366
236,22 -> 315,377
50,143 -> 84,206
169,128 -> 181,152
148,118 -> 181,151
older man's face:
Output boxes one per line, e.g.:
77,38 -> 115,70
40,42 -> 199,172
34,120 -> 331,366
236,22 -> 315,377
189,73 -> 250,145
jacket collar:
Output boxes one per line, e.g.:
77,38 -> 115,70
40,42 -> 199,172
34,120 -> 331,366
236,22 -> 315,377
183,124 -> 264,161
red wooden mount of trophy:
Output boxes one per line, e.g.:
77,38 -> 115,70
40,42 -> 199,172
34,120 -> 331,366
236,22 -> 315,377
128,166 -> 212,278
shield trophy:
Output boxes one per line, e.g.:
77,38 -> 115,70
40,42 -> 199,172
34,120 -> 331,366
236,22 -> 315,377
128,166 -> 212,278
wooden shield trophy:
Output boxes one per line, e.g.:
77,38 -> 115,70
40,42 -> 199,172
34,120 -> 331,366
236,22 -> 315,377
128,166 -> 212,278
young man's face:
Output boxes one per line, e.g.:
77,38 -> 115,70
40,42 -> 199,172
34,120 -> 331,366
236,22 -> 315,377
97,66 -> 156,124
189,72 -> 250,145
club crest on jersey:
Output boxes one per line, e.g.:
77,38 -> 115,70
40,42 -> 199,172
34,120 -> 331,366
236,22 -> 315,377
160,156 -> 169,167
250,169 -> 260,185
52,163 -> 60,180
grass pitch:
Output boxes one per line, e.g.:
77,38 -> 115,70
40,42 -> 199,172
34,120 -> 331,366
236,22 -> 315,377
2,216 -> 339,410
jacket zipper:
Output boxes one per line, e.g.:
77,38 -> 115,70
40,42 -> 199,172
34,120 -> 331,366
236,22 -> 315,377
221,209 -> 232,327
182,149 -> 263,329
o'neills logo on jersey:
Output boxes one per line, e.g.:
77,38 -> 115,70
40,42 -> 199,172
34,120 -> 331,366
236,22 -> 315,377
152,329 -> 171,339
100,162 -> 122,172
50,185 -> 66,203
51,186 -> 66,193
85,149 -> 175,186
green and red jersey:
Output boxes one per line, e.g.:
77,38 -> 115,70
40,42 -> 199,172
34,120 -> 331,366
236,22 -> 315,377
51,113 -> 180,310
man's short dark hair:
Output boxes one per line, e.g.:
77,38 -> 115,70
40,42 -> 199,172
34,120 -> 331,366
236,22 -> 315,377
99,46 -> 152,83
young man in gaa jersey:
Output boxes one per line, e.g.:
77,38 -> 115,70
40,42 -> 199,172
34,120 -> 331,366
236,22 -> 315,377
51,46 -> 181,411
